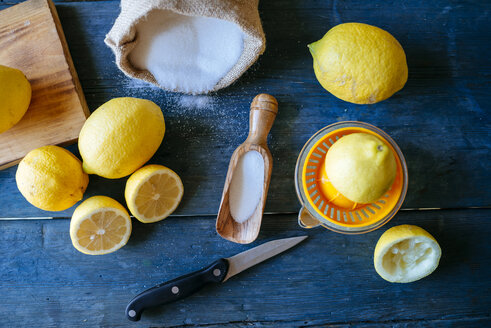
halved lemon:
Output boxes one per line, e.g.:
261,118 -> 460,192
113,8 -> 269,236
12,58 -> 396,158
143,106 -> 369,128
125,165 -> 184,223
70,196 -> 132,255
374,225 -> 441,283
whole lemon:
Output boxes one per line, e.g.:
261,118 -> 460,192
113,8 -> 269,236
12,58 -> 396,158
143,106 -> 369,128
324,133 -> 396,204
0,65 -> 32,133
16,145 -> 89,211
309,23 -> 408,104
79,97 -> 165,179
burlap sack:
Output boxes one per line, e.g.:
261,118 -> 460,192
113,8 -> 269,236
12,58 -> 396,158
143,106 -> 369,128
105,0 -> 266,94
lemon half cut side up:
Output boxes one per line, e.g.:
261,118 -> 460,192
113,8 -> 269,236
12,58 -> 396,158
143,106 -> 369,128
70,196 -> 132,255
374,225 -> 442,283
125,165 -> 184,223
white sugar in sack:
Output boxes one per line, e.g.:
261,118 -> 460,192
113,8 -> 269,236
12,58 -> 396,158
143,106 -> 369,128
105,0 -> 266,94
129,10 -> 244,94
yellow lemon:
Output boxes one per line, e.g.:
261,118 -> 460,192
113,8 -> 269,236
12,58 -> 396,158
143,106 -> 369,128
374,225 -> 441,283
16,145 -> 89,211
309,23 -> 408,104
318,177 -> 358,209
324,133 -> 396,204
79,97 -> 165,179
0,65 -> 31,133
125,164 -> 184,223
70,196 -> 132,255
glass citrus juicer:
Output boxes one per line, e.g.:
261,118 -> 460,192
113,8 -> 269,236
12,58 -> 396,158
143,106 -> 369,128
294,121 -> 408,234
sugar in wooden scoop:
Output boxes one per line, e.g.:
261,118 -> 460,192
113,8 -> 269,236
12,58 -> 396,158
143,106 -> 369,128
129,10 -> 244,94
229,151 -> 264,224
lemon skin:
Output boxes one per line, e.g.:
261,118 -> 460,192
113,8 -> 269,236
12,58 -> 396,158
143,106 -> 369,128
16,145 -> 89,211
0,65 -> 32,133
309,23 -> 408,104
324,133 -> 396,204
79,97 -> 165,179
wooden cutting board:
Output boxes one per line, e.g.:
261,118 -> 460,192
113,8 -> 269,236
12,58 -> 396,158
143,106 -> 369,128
0,0 -> 89,170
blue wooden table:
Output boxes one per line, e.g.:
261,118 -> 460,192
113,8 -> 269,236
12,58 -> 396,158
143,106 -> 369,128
0,0 -> 490,327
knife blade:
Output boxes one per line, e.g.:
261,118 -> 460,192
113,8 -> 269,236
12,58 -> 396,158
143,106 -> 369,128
125,235 -> 307,321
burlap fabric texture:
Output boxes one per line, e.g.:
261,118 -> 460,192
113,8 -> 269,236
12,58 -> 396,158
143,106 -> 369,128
105,0 -> 266,94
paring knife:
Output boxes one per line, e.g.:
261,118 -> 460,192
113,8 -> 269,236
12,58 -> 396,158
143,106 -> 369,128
125,235 -> 308,321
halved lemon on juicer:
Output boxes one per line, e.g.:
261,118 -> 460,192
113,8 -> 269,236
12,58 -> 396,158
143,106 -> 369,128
322,133 -> 397,207
294,121 -> 408,234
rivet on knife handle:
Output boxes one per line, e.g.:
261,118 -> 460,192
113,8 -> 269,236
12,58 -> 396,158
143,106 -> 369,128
125,259 -> 229,321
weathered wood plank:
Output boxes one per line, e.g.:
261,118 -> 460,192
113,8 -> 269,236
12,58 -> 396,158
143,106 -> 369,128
116,317 -> 489,328
0,0 -> 489,218
0,209 -> 489,327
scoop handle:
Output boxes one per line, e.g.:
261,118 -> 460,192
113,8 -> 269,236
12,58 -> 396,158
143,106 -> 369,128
246,94 -> 278,146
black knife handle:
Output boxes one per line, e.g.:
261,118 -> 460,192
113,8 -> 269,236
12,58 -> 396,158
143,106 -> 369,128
125,258 -> 229,321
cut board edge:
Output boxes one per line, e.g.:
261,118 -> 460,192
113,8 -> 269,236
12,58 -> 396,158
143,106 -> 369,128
0,0 -> 89,170
0,137 -> 79,170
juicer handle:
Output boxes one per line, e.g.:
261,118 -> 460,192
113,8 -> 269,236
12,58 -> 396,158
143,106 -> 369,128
298,207 -> 321,229
247,94 -> 278,146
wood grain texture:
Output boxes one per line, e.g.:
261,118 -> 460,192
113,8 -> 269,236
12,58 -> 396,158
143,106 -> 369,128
0,209 -> 489,327
217,94 -> 277,244
0,0 -> 89,169
0,0 -> 489,218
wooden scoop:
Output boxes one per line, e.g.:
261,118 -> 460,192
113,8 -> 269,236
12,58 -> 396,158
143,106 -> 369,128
216,94 -> 278,244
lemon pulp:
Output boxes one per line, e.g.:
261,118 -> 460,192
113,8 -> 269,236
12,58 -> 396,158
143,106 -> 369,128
125,165 -> 184,223
374,225 -> 441,283
70,196 -> 132,255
